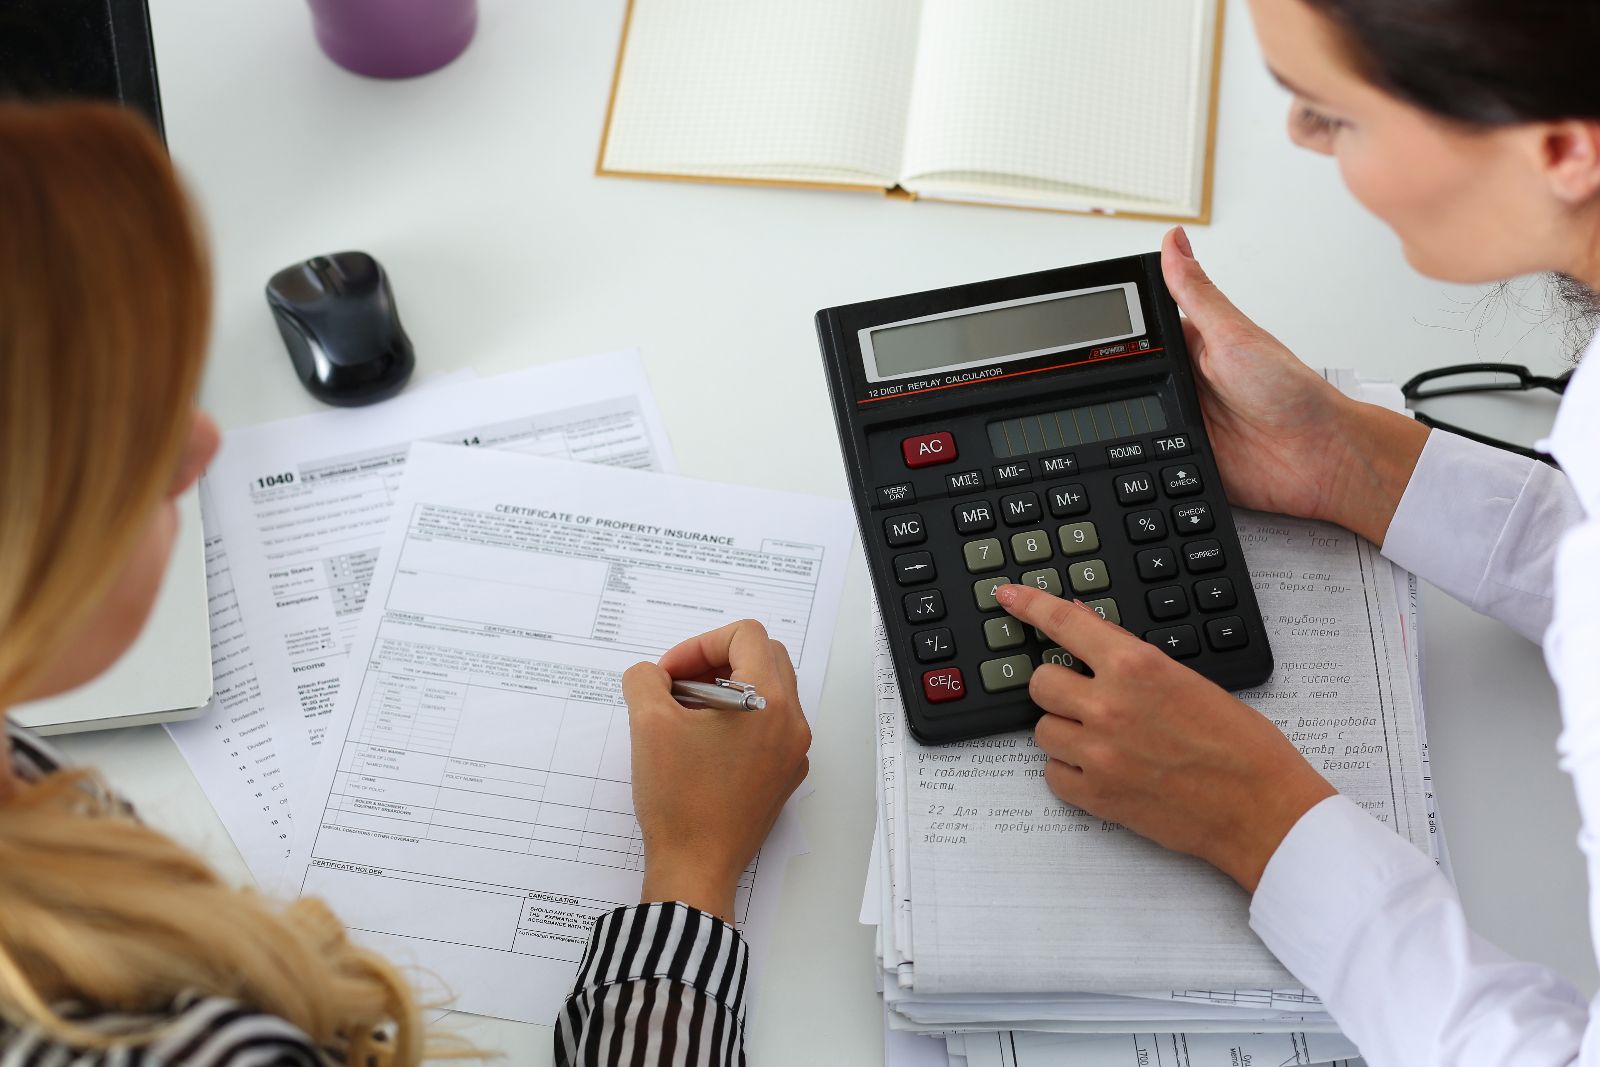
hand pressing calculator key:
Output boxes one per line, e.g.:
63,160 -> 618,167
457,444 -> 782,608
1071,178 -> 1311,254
817,253 -> 1273,744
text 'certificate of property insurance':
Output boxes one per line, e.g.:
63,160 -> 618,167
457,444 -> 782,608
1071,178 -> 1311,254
286,443 -> 854,1023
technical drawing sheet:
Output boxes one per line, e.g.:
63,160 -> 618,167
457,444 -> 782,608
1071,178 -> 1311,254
285,443 -> 854,1023
205,352 -> 676,810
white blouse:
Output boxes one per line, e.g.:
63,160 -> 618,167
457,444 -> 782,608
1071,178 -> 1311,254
1248,338 -> 1600,1066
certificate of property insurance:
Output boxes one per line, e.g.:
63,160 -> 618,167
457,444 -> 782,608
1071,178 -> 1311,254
285,443 -> 854,1023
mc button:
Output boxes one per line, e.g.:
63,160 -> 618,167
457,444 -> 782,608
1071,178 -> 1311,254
884,513 -> 925,547
902,431 -> 957,469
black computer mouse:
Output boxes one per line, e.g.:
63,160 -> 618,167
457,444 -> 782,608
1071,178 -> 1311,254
265,252 -> 415,406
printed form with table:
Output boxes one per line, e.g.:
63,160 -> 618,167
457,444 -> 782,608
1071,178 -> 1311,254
148,1 -> 1449,1064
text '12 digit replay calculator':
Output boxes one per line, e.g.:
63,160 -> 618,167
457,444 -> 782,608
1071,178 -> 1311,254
817,253 -> 1273,744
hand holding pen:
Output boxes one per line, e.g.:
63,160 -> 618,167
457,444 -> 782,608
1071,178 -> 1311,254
671,678 -> 768,712
621,619 -> 810,923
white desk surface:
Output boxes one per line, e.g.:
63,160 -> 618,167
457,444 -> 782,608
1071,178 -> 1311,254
59,2 -> 1591,1062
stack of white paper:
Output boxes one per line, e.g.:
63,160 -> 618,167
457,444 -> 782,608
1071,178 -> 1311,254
867,375 -> 1439,1067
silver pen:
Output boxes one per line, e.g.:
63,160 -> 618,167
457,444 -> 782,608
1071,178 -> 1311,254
670,678 -> 767,712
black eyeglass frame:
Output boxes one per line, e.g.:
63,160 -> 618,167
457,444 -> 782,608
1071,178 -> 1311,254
1401,362 -> 1569,466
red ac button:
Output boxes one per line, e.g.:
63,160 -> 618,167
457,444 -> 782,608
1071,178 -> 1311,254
922,667 -> 965,704
902,431 -> 957,469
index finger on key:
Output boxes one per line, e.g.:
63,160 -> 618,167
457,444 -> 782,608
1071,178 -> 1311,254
994,585 -> 1124,662
658,619 -> 777,685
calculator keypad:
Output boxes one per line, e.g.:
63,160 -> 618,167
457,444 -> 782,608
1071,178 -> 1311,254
874,423 -> 1258,724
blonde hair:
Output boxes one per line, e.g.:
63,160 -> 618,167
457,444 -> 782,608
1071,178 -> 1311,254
0,103 -> 429,1064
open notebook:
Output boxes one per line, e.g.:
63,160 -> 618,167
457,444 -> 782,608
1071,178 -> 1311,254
599,0 -> 1225,222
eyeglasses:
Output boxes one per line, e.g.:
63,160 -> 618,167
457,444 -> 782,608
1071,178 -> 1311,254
1401,363 -> 1570,466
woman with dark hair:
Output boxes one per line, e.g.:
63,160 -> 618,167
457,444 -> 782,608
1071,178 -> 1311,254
986,1 -> 1600,1064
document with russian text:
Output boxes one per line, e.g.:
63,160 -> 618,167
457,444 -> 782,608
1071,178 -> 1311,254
285,443 -> 854,1022
895,512 -> 1428,993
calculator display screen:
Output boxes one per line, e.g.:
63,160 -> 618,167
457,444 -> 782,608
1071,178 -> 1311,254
864,286 -> 1137,382
988,395 -> 1168,458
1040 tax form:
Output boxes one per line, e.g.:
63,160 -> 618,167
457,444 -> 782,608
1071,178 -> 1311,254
284,443 -> 855,1023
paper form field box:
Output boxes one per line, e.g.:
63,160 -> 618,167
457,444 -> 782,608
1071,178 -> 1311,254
433,786 -> 543,825
325,808 -> 429,837
449,688 -> 565,769
442,765 -> 544,803
586,779 -> 634,817
582,809 -> 637,841
344,745 -> 450,785
539,773 -> 600,809
338,772 -> 448,812
304,863 -> 524,952
390,538 -> 608,638
428,808 -> 543,842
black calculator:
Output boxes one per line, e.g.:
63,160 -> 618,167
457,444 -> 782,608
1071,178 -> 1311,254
817,253 -> 1273,745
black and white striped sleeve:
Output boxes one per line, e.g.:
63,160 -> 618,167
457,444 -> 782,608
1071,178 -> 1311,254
0,995 -> 323,1067
555,902 -> 750,1067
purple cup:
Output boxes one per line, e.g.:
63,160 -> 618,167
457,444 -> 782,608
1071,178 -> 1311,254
308,0 -> 478,79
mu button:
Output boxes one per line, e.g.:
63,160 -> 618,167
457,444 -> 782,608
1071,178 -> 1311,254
902,431 -> 957,469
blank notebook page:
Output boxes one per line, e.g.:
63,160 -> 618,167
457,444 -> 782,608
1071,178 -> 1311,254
900,0 -> 1213,210
602,0 -> 922,184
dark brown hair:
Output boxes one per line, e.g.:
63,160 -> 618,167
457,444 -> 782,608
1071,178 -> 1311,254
1304,1 -> 1600,125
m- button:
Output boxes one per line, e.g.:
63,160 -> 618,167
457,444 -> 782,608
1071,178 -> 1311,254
902,431 -> 957,469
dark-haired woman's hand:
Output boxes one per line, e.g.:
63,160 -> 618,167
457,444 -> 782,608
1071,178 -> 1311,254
622,620 -> 810,923
998,584 -> 1337,891
1161,228 -> 1430,544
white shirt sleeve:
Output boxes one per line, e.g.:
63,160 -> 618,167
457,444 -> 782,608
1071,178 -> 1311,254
1249,796 -> 1597,1066
1381,430 -> 1583,642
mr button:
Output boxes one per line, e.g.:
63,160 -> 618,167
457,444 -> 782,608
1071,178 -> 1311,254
902,431 -> 957,469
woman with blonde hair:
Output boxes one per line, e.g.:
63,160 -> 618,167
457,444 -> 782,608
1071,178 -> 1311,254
0,101 -> 811,1066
